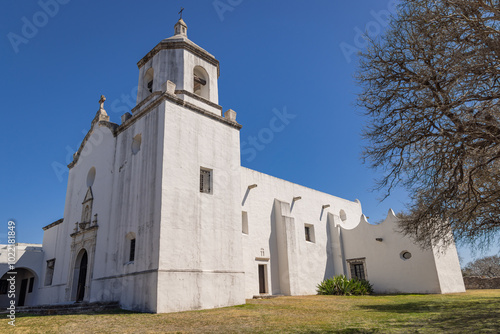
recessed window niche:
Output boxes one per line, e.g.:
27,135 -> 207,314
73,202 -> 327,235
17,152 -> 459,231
132,134 -> 142,155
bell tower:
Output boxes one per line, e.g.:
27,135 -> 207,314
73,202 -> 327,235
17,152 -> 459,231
128,17 -> 245,313
136,18 -> 221,116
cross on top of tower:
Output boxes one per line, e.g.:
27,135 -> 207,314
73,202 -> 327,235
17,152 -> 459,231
99,95 -> 106,110
178,7 -> 184,19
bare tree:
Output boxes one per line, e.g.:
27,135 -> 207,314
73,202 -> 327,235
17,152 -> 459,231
462,255 -> 500,277
357,0 -> 500,248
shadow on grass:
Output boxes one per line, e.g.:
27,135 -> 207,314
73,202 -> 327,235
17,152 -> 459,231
15,308 -> 139,318
297,330 -> 381,334
358,298 -> 500,331
332,329 -> 381,334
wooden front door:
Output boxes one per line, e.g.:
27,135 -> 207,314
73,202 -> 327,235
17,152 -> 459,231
76,251 -> 88,302
258,264 -> 266,294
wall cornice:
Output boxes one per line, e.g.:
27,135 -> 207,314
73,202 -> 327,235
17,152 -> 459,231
42,218 -> 63,231
137,40 -> 220,77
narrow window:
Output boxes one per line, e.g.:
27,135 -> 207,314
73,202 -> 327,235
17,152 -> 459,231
304,224 -> 315,243
200,168 -> 212,193
242,211 -> 249,234
144,67 -> 154,96
129,238 -> 136,262
45,259 -> 55,286
28,277 -> 34,293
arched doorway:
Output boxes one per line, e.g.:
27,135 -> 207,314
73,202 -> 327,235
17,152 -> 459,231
72,249 -> 88,302
0,268 -> 37,307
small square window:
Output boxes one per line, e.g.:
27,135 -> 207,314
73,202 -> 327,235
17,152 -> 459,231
200,168 -> 212,194
347,258 -> 367,280
304,224 -> 315,243
242,211 -> 249,234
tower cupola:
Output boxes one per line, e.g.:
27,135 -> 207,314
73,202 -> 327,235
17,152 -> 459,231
135,18 -> 221,116
174,18 -> 187,37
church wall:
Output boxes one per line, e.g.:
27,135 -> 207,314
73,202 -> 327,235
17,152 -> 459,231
35,125 -> 116,306
37,223 -> 66,304
241,168 -> 466,297
240,167 -> 363,298
431,238 -> 466,293
341,212 -> 444,293
156,99 -> 245,313
92,103 -> 166,312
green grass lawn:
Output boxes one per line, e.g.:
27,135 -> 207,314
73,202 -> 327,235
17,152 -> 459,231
3,290 -> 499,333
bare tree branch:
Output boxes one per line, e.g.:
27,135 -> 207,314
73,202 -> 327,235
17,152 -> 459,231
356,0 -> 500,248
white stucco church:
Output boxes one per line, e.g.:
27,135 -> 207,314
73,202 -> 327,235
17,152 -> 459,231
0,19 -> 465,313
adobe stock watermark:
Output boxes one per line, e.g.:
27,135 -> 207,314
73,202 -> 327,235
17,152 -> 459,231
51,86 -> 138,182
339,0 -> 398,64
213,0 -> 243,22
6,220 -> 16,326
7,0 -> 71,54
241,106 -> 296,162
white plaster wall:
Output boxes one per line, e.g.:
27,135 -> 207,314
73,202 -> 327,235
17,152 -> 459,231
341,211 -> 443,293
64,125 -> 116,299
137,49 -> 184,104
241,168 -> 465,296
240,167 -> 363,298
177,93 -> 222,116
156,99 -> 244,313
37,223 -> 66,304
93,103 -> 165,312
35,124 -> 117,307
36,100 -> 165,312
432,239 -> 466,293
0,244 -> 43,307
0,244 -> 43,282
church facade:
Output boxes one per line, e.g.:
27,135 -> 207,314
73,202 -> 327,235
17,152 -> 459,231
0,19 -> 465,313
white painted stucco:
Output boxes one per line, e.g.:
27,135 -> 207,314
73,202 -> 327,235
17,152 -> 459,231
0,18 -> 465,313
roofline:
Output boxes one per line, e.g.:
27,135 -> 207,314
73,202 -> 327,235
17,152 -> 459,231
42,218 -> 63,231
68,91 -> 241,169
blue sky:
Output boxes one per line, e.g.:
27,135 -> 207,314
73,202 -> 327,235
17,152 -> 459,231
1,0 -> 497,265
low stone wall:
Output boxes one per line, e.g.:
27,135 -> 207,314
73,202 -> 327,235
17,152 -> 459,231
463,276 -> 500,289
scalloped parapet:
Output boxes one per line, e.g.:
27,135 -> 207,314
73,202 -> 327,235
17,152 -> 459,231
384,208 -> 398,223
